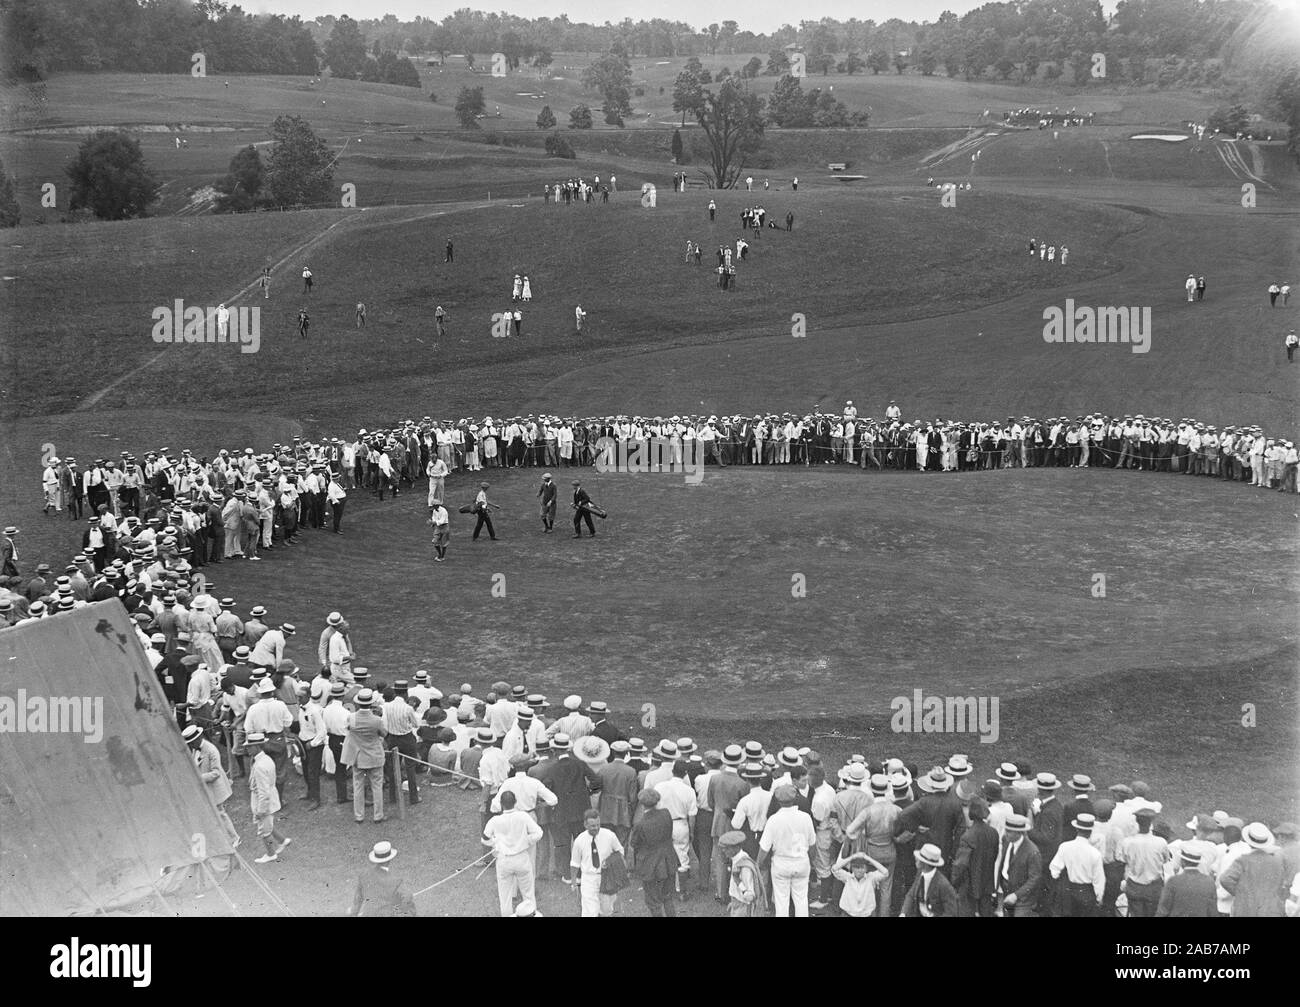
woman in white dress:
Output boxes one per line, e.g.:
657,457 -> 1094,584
512,274 -> 522,300
915,426 -> 929,471
188,598 -> 225,673
482,419 -> 498,467
466,425 -> 481,471
521,275 -> 532,302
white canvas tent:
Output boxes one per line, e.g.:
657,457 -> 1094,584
0,601 -> 237,915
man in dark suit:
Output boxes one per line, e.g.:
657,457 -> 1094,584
997,813 -> 1043,917
900,844 -> 961,916
348,841 -> 417,916
588,701 -> 625,745
571,480 -> 597,537
1027,772 -> 1065,915
1061,774 -> 1096,839
952,799 -> 999,916
1156,847 -> 1218,916
894,767 -> 966,878
548,733 -> 602,881
629,788 -> 678,916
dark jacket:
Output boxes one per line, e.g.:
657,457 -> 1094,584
900,869 -> 961,917
550,755 -> 601,825
952,820 -> 999,902
1156,870 -> 1218,917
629,807 -> 677,880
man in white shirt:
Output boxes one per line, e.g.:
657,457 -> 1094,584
298,682 -> 328,810
655,761 -> 698,892
321,682 -> 352,804
483,790 -> 544,917
408,670 -> 441,719
546,695 -> 593,740
759,785 -> 817,917
326,472 -> 346,533
487,681 -> 517,739
1049,813 -> 1106,916
569,808 -> 624,917
244,678 -> 294,800
250,622 -> 295,670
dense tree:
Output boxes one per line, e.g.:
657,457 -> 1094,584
671,127 -> 686,163
324,15 -> 368,79
536,104 -> 556,130
582,51 -> 633,126
214,144 -> 264,213
742,56 -> 763,79
672,58 -> 708,125
692,76 -> 765,189
867,50 -> 890,75
454,85 -> 485,127
917,49 -> 938,75
765,49 -> 790,76
65,130 -> 159,220
544,133 -> 575,158
1269,68 -> 1300,166
0,158 -> 20,227
1207,103 -> 1250,135
568,104 -> 593,129
263,115 -> 333,208
842,52 -> 865,75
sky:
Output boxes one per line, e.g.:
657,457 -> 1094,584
245,1 -> 1126,35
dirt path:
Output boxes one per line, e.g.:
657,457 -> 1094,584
74,200 -> 491,412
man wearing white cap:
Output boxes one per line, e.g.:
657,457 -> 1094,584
349,842 -> 417,916
546,695 -> 593,741
483,789 -> 544,916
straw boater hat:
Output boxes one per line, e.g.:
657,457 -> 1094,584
574,735 -> 610,767
369,841 -> 397,864
652,739 -> 679,762
353,688 -> 375,708
1035,772 -> 1061,790
915,843 -> 944,868
1243,822 -> 1274,849
550,732 -> 572,751
917,767 -> 953,794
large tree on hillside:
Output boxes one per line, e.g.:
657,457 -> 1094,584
536,105 -> 556,130
454,86 -> 485,127
692,76 -> 765,189
1270,68 -> 1300,167
214,144 -> 264,213
582,51 -> 633,126
323,14 -> 367,79
672,59 -> 706,126
65,130 -> 159,220
263,115 -> 334,208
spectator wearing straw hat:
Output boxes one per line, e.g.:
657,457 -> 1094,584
342,689 -> 388,823
549,733 -> 603,881
1049,812 -> 1105,916
596,740 -> 639,844
547,694 -> 593,741
183,723 -> 236,842
1218,823 -> 1285,917
245,732 -> 290,863
900,843 -> 960,917
1156,845 -> 1218,916
1027,771 -> 1065,914
996,813 -> 1042,917
349,842 -> 417,917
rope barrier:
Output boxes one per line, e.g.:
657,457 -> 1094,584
410,852 -> 493,897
